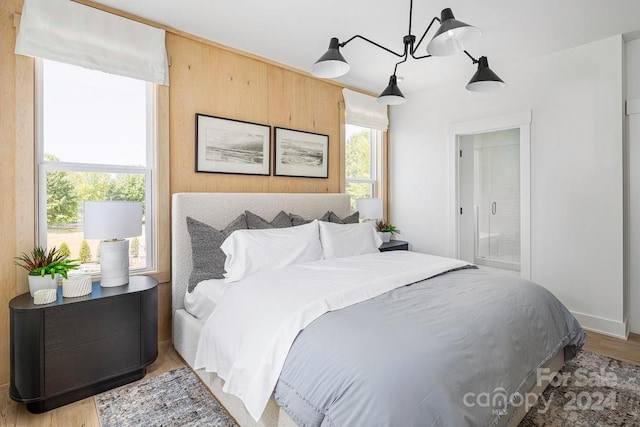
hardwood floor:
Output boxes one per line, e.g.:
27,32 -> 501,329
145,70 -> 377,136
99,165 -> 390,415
0,333 -> 638,426
0,340 -> 185,427
583,330 -> 640,366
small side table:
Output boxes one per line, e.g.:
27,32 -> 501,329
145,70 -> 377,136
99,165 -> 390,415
379,239 -> 409,252
10,276 -> 158,413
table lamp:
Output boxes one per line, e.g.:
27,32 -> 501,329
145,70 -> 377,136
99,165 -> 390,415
356,198 -> 383,221
84,201 -> 142,287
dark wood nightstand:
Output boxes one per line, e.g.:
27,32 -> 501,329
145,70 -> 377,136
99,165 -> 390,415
9,275 -> 158,413
379,240 -> 409,252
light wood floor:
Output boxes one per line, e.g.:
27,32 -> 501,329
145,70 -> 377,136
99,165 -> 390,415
0,333 -> 638,427
0,340 -> 185,427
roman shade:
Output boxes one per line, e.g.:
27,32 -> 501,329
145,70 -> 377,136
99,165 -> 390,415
15,0 -> 169,85
342,88 -> 389,130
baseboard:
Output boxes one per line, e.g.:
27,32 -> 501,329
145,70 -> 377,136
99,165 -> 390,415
571,311 -> 629,339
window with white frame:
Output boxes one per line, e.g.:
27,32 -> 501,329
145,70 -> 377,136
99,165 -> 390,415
37,59 -> 155,274
342,89 -> 388,212
345,124 -> 383,211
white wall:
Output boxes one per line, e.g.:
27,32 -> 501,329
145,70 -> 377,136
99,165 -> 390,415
626,38 -> 640,333
390,35 -> 626,337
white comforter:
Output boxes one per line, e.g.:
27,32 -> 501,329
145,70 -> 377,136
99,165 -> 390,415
193,251 -> 469,421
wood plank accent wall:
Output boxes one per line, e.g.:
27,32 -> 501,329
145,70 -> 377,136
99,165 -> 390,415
167,33 -> 343,194
0,5 -> 345,387
0,0 -> 22,388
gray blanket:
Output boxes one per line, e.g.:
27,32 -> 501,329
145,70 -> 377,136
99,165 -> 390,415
274,268 -> 585,427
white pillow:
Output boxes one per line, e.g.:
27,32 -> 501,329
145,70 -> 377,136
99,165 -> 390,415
221,220 -> 323,283
318,221 -> 383,259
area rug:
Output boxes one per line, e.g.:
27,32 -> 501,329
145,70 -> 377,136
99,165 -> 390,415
95,367 -> 237,427
95,352 -> 639,426
520,350 -> 640,426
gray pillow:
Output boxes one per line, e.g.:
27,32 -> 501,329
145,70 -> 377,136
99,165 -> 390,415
329,211 -> 360,224
245,210 -> 293,229
186,214 -> 247,292
289,211 -> 331,225
289,211 -> 359,225
289,213 -> 313,226
318,211 -> 332,222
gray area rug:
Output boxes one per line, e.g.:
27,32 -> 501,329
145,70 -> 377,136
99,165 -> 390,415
95,351 -> 639,426
95,366 -> 237,427
520,350 -> 640,426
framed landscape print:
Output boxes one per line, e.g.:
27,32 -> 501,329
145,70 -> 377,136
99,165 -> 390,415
274,127 -> 329,178
196,114 -> 271,175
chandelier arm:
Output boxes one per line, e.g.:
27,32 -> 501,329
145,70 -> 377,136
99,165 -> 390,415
340,35 -> 406,58
463,50 -> 479,64
410,53 -> 433,60
393,54 -> 409,76
410,16 -> 441,56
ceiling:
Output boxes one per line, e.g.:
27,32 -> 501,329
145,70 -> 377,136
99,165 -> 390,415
90,0 -> 640,96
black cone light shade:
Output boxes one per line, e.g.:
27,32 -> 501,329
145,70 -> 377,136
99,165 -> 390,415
426,8 -> 482,57
377,75 -> 406,105
466,56 -> 506,92
310,37 -> 350,79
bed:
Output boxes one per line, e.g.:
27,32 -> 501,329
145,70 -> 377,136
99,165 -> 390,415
171,192 -> 585,427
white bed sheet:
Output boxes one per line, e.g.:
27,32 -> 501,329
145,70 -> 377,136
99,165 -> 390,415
184,279 -> 230,322
194,251 -> 470,421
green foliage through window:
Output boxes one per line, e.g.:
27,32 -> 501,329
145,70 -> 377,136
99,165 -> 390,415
345,125 -> 378,211
79,240 -> 92,263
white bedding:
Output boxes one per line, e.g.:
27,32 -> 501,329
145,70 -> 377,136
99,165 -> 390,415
184,279 -> 230,322
193,251 -> 470,421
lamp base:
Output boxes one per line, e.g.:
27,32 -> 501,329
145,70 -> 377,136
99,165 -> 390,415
99,239 -> 129,287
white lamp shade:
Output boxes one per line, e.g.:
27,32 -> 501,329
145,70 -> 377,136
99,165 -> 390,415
84,201 -> 142,239
356,198 -> 383,219
377,94 -> 407,106
426,8 -> 482,57
310,60 -> 350,79
426,25 -> 482,57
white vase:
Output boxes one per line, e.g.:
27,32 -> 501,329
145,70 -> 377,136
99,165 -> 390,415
28,274 -> 60,297
62,274 -> 92,298
378,231 -> 391,243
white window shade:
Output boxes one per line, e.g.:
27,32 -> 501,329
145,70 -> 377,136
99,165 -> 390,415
15,0 -> 169,85
342,88 -> 388,130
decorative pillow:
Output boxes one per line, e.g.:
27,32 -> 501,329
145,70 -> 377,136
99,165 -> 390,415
318,221 -> 382,259
329,211 -> 360,224
318,211 -> 332,222
221,221 -> 323,283
289,213 -> 313,226
245,210 -> 293,229
289,211 -> 359,226
186,215 -> 247,292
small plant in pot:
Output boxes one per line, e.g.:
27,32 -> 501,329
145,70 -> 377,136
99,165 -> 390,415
14,246 -> 80,297
375,220 -> 400,243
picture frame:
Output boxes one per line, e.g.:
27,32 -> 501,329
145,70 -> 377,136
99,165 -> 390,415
195,114 -> 271,175
274,127 -> 329,179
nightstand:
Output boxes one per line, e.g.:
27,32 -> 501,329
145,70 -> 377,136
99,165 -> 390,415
9,276 -> 158,413
379,239 -> 409,252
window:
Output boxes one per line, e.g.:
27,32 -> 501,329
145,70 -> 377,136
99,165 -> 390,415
37,59 -> 155,275
345,124 -> 383,211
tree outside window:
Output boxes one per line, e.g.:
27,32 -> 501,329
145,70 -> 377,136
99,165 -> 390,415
38,59 -> 153,274
345,124 -> 381,211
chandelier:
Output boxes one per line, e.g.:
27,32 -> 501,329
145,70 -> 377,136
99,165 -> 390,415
309,1 -> 506,105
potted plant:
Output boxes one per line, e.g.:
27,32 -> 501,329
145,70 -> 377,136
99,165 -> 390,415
375,220 -> 401,243
14,246 -> 80,297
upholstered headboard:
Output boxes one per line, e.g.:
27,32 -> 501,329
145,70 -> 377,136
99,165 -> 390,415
171,192 -> 351,314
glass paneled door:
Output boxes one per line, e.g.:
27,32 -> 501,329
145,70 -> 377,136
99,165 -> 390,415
473,129 -> 520,271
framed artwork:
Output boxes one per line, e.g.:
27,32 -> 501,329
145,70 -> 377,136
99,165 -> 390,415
195,114 -> 271,175
274,127 -> 329,178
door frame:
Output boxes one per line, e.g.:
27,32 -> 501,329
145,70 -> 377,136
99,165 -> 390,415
448,110 -> 532,279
